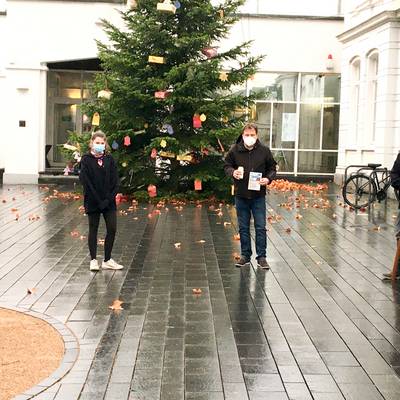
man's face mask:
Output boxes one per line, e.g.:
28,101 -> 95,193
243,136 -> 257,147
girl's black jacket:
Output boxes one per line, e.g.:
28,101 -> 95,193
224,136 -> 277,199
79,153 -> 119,214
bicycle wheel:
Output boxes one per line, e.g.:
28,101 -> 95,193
342,174 -> 377,209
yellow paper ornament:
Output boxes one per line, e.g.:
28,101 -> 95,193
159,151 -> 176,158
200,114 -> 207,122
144,123 -> 149,129
92,112 -> 100,126
157,0 -> 176,14
219,71 -> 228,81
160,139 -> 167,148
148,55 -> 166,64
122,162 -> 127,167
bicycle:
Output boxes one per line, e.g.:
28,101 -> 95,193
342,163 -> 400,209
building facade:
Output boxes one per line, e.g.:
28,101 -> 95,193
0,0 -> 343,184
335,0 -> 400,183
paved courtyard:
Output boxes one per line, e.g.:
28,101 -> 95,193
1,183 -> 400,400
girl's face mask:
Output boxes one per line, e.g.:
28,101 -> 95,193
93,143 -> 105,154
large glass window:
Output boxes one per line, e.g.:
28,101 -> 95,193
253,72 -> 340,175
250,73 -> 297,101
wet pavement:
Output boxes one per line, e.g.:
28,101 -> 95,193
1,183 -> 400,400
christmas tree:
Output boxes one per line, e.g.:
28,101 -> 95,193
72,0 -> 263,200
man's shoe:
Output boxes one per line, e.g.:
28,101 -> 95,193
90,259 -> 100,271
382,272 -> 400,281
235,257 -> 250,268
257,257 -> 269,269
102,258 -> 124,270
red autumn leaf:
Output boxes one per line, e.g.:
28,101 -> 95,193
233,234 -> 240,241
192,288 -> 202,295
109,299 -> 124,311
285,228 -> 292,233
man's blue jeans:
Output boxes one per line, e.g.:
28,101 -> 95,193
235,196 -> 266,260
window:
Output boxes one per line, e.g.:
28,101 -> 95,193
350,58 -> 361,142
366,51 -> 378,143
253,72 -> 340,175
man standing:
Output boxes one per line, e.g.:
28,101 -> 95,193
224,123 -> 277,269
382,152 -> 400,280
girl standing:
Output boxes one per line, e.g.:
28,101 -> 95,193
79,131 -> 124,271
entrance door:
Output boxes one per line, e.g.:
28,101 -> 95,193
49,100 -> 82,164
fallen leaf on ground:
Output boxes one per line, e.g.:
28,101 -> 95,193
174,242 -> 181,249
109,299 -> 124,311
233,234 -> 240,240
223,222 -> 231,227
196,240 -> 206,244
372,226 -> 381,231
233,252 -> 241,261
192,288 -> 202,295
285,228 -> 292,233
10,208 -> 18,212
27,288 -> 37,295
70,231 -> 80,238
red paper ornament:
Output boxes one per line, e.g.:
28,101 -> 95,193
202,47 -> 218,58
155,90 -> 169,99
193,114 -> 202,128
148,184 -> 157,198
124,136 -> 131,146
151,148 -> 157,159
194,179 -> 202,191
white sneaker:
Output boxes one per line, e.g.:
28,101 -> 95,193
102,258 -> 124,270
90,259 -> 100,271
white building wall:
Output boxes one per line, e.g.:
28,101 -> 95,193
0,1 -> 343,183
335,3 -> 400,183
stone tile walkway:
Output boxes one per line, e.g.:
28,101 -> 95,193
1,184 -> 400,400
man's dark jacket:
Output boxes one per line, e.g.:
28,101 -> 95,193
224,136 -> 277,199
391,153 -> 400,190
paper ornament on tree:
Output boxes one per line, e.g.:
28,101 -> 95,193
200,113 -> 207,122
160,139 -> 167,148
148,55 -> 166,64
193,114 -> 202,128
144,122 -> 149,129
151,148 -> 157,159
159,151 -> 176,158
148,184 -> 157,198
122,162 -> 127,167
112,140 -> 119,150
202,47 -> 218,59
92,112 -> 100,126
97,89 -> 112,99
155,90 -> 169,99
127,0 -> 137,9
202,148 -> 209,156
218,9 -> 224,18
177,153 -> 193,162
231,185 -> 235,196
194,179 -> 202,191
157,0 -> 176,14
219,71 -> 228,81
124,136 -> 131,146
174,1 -> 181,9
165,124 -> 174,135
